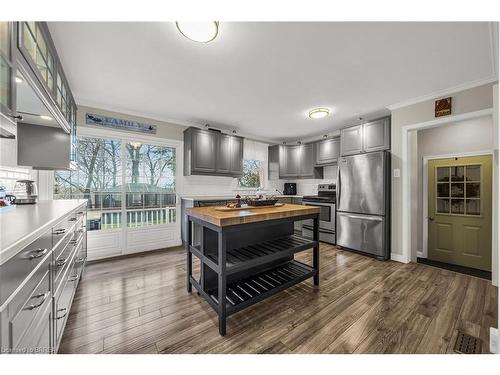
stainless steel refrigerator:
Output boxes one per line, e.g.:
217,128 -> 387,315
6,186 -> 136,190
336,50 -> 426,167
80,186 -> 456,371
336,151 -> 390,260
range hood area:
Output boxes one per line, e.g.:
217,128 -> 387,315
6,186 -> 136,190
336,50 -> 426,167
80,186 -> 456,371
0,22 -> 76,171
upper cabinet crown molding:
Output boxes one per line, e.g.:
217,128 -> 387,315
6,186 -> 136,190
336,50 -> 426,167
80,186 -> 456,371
183,127 -> 244,177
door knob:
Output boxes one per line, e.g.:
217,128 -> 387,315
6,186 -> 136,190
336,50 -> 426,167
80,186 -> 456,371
428,217 -> 434,221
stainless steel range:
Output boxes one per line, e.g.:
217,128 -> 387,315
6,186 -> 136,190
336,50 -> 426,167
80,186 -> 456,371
302,184 -> 336,244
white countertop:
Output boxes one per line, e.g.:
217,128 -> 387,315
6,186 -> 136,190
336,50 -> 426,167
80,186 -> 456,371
180,195 -> 303,201
0,199 -> 87,266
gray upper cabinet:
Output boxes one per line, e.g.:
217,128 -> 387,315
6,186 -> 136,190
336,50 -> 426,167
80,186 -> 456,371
216,133 -> 231,173
269,143 -> 323,180
184,127 -> 244,177
299,143 -> 323,179
340,124 -> 363,156
229,135 -> 243,175
315,137 -> 340,165
340,117 -> 390,156
363,118 -> 390,153
280,145 -> 300,178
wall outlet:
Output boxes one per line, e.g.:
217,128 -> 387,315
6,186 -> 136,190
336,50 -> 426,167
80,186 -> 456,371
393,168 -> 401,178
491,327 -> 499,353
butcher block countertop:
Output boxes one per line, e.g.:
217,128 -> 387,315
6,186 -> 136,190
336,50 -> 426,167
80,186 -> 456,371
186,203 -> 319,227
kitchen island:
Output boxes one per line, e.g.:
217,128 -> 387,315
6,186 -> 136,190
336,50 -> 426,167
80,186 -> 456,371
185,203 -> 320,335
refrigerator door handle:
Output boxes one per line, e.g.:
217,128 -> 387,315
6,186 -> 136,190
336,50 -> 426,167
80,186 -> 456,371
340,213 -> 383,221
337,163 -> 341,207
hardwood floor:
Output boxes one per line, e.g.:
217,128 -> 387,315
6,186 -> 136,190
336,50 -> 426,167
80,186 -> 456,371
59,244 -> 498,354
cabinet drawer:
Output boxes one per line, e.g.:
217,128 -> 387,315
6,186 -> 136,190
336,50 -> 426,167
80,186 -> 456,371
18,299 -> 52,354
0,229 -> 52,307
10,267 -> 51,350
52,211 -> 77,248
54,262 -> 77,346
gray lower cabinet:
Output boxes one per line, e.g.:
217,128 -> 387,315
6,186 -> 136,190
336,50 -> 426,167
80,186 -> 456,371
315,137 -> 340,165
269,144 -> 323,179
0,202 -> 87,354
184,127 -> 244,177
340,117 -> 390,156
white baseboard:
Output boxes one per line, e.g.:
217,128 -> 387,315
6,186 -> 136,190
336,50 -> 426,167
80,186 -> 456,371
490,328 -> 499,353
391,253 -> 409,263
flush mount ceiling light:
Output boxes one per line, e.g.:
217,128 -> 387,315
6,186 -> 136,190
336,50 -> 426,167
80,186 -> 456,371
39,115 -> 52,120
175,22 -> 219,43
308,107 -> 330,119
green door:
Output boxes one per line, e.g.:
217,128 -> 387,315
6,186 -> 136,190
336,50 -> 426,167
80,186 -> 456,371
428,155 -> 492,271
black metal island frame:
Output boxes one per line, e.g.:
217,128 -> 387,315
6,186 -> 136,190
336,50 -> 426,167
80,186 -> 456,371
185,203 -> 320,335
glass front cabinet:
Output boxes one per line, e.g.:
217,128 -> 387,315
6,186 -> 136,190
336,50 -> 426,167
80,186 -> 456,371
0,22 -> 16,124
2,22 -> 77,166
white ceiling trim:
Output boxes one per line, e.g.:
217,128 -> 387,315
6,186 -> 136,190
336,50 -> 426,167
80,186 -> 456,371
386,76 -> 498,111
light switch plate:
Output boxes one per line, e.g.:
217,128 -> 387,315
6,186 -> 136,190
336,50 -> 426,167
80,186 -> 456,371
393,168 -> 400,178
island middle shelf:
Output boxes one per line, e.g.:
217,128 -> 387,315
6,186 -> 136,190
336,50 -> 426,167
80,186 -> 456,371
188,233 -> 318,275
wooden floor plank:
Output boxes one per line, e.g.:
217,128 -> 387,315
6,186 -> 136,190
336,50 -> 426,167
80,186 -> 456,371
59,244 -> 498,354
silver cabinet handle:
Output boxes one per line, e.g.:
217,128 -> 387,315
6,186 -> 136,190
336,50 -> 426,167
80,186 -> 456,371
56,308 -> 68,320
56,258 -> 68,268
69,239 -> 77,245
69,217 -> 77,222
69,274 -> 79,282
76,211 -> 84,215
24,292 -> 49,310
28,248 -> 48,260
54,228 -> 66,235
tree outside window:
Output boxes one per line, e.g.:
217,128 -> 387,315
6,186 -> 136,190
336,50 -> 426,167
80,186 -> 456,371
54,136 -> 177,231
238,160 -> 263,188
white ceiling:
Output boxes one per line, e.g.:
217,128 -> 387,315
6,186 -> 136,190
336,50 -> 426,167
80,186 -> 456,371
48,22 -> 497,143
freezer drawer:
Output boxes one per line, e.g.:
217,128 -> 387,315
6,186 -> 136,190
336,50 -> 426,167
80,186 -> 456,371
336,212 -> 386,257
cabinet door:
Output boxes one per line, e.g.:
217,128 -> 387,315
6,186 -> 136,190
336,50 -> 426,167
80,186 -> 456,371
315,138 -> 340,165
363,118 -> 390,152
216,133 -> 231,173
229,136 -> 244,175
191,129 -> 217,174
299,144 -> 316,178
279,145 -> 300,179
0,22 -> 16,121
340,125 -> 363,156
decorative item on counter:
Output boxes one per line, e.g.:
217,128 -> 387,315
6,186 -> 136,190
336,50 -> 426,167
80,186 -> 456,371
235,194 -> 242,208
0,186 -> 16,213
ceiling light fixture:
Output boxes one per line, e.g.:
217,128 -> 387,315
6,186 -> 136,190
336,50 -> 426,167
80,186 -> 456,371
175,22 -> 219,43
40,115 -> 52,120
308,107 -> 330,119
15,77 -> 23,83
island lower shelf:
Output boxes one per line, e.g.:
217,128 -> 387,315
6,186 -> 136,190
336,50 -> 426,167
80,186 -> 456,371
186,203 -> 320,336
191,260 -> 316,316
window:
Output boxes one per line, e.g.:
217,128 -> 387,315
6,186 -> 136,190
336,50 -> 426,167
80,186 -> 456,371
125,142 -> 176,227
54,136 -> 177,231
238,159 -> 263,188
435,165 -> 481,216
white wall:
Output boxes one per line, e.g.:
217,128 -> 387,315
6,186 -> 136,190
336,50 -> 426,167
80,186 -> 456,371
390,83 -> 495,258
415,116 -> 494,255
